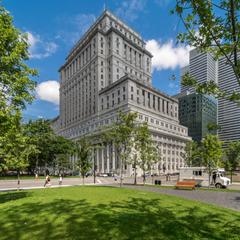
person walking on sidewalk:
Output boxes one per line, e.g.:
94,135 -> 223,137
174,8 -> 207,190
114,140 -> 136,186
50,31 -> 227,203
44,175 -> 51,187
59,174 -> 63,185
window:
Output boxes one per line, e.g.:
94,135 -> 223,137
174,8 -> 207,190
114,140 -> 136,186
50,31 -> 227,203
131,86 -> 134,92
131,94 -> 133,100
193,171 -> 202,176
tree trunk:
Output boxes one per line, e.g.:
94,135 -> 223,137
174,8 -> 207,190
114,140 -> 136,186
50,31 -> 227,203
231,170 -> 233,183
134,165 -> 137,185
143,169 -> 146,185
17,170 -> 20,191
208,164 -> 211,189
82,175 -> 85,185
120,160 -> 123,187
93,150 -> 96,184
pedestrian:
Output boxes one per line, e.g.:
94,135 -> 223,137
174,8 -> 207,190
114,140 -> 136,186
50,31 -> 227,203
212,173 -> 217,184
44,175 -> 51,187
59,174 -> 63,185
166,173 -> 168,181
35,173 -> 38,181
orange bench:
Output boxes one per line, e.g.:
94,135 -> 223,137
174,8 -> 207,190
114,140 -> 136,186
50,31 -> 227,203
175,181 -> 196,190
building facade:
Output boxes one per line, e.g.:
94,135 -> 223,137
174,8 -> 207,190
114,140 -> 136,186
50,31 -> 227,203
177,93 -> 217,142
218,56 -> 240,144
180,48 -> 240,144
179,49 -> 218,142
52,10 -> 191,176
181,48 -> 218,94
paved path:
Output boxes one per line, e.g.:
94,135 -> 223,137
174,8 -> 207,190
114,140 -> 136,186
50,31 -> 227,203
119,185 -> 240,211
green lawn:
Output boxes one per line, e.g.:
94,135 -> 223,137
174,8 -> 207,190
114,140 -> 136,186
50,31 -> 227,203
0,186 -> 239,240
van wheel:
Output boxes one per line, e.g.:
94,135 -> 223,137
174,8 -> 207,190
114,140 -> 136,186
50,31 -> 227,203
215,183 -> 222,189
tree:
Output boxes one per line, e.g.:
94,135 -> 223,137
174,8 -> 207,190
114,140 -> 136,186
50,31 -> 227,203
182,141 -> 201,167
0,112 -> 37,187
225,141 -> 240,182
102,112 -> 138,187
0,4 -> 37,173
24,119 -> 74,174
173,0 -> 240,103
54,154 -> 71,176
74,138 -> 92,184
201,134 -> 223,187
135,122 -> 159,185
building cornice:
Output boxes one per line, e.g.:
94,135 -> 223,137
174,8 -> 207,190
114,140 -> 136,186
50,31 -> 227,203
99,75 -> 178,103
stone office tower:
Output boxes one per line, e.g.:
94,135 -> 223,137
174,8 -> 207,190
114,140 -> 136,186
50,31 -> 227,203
52,10 -> 191,176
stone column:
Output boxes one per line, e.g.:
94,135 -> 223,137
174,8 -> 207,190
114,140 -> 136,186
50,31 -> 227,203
96,148 -> 99,172
106,144 -> 110,173
101,148 -> 104,173
112,144 -> 116,170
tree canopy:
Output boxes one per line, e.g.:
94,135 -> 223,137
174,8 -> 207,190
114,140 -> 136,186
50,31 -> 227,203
173,0 -> 240,103
0,4 -> 37,173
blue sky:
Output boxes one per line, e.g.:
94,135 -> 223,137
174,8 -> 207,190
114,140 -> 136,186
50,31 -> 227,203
4,0 -> 190,120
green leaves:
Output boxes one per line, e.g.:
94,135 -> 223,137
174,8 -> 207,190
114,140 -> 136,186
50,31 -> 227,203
174,0 -> 240,101
201,134 -> 223,169
74,138 -> 92,178
103,111 -> 138,163
135,122 -> 158,172
23,119 -> 74,172
183,141 -> 202,167
0,5 -> 37,110
225,141 -> 240,171
0,4 -> 38,172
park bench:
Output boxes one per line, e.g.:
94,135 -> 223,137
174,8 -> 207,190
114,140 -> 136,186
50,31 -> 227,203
175,181 -> 196,190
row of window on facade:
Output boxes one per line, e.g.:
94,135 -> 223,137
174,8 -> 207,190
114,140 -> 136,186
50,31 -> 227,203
138,114 -> 186,134
63,35 -> 150,82
102,17 -> 144,48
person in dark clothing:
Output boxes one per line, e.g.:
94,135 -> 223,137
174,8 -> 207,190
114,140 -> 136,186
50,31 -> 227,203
212,173 -> 217,184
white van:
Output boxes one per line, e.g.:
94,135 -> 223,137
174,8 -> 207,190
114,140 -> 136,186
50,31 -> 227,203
179,167 -> 231,188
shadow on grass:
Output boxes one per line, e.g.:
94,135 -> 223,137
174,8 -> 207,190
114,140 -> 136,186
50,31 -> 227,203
0,193 -> 240,239
0,191 -> 31,204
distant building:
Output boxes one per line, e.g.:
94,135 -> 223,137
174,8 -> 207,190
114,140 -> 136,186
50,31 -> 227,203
52,10 -> 191,176
179,49 -> 218,142
218,56 -> 240,144
181,48 -> 218,94
181,48 -> 240,144
176,92 -> 217,142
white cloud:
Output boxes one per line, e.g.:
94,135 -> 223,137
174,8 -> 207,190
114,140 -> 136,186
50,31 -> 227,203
36,80 -> 59,105
27,32 -> 58,59
146,39 -> 192,71
115,0 -> 146,21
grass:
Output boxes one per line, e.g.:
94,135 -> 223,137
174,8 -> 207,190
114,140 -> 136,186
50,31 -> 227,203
0,186 -> 239,240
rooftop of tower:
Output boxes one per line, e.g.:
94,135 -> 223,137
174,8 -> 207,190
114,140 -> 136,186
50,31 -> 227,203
66,9 -> 146,61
